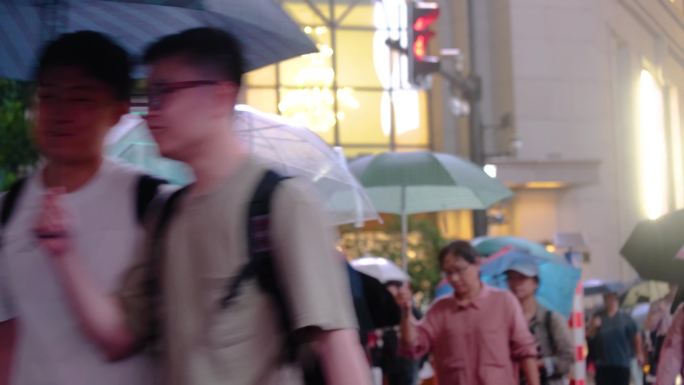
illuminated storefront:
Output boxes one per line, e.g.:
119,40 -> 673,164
243,0 -> 433,156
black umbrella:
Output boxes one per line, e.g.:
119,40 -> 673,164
620,210 -> 684,282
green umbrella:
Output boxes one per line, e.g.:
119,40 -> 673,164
472,236 -> 565,263
620,210 -> 684,282
349,151 -> 513,269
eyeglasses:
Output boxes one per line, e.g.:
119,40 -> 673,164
147,80 -> 222,109
441,264 -> 472,278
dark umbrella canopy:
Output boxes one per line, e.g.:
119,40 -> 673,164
583,279 -> 627,297
620,210 -> 684,282
0,0 -> 316,79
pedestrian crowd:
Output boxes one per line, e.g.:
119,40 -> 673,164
1,26 -> 684,385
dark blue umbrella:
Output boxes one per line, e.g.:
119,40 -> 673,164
0,0 -> 316,79
480,250 -> 581,318
582,279 -> 626,297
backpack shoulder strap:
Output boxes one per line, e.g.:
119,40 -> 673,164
135,175 -> 166,225
219,170 -> 290,309
1,178 -> 27,229
0,178 -> 27,249
142,185 -> 188,347
545,310 -> 557,354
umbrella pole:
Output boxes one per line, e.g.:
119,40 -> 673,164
401,186 -> 408,271
401,210 -> 408,271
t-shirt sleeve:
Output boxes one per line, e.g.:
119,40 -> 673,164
0,193 -> 18,322
271,179 -> 357,332
116,241 -> 155,345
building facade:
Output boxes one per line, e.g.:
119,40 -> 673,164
469,0 -> 684,281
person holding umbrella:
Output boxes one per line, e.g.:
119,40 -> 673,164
38,28 -> 370,385
399,240 -> 540,385
587,289 -> 645,385
505,260 -> 574,385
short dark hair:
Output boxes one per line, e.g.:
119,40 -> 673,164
438,240 -> 480,266
35,31 -> 132,101
143,28 -> 244,86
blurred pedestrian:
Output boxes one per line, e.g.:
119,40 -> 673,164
0,32 -> 159,385
39,28 -> 370,385
646,284 -> 679,377
399,240 -> 541,385
506,260 -> 574,385
587,291 -> 644,385
655,303 -> 684,385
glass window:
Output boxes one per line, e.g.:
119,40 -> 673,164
245,65 -> 276,87
343,146 -> 392,157
280,30 -> 332,88
337,2 -> 375,27
282,1 -> 331,26
278,87 -> 336,143
336,30 -> 386,88
396,91 -> 430,146
245,89 -> 278,115
339,90 -> 387,145
244,0 -> 431,153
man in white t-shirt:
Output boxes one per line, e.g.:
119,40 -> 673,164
0,31 -> 156,385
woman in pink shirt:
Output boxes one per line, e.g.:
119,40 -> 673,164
399,240 -> 541,385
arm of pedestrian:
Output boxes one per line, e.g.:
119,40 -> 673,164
312,328 -> 372,385
51,252 -> 137,361
0,319 -> 16,385
521,356 -> 542,385
36,190 -> 146,360
630,319 -> 645,366
655,304 -> 684,385
547,312 -> 576,377
645,300 -> 663,333
398,301 -> 437,360
507,293 -> 539,361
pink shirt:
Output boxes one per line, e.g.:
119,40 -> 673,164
401,285 -> 537,385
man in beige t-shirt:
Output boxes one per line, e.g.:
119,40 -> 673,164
118,156 -> 358,385
38,28 -> 371,385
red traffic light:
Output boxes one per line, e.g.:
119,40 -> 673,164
407,1 -> 441,88
413,9 -> 440,32
413,32 -> 435,59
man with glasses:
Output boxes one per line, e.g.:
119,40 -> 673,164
399,240 -> 541,385
0,32 -> 156,385
39,28 -> 370,385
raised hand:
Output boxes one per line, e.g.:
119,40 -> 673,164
34,188 -> 72,258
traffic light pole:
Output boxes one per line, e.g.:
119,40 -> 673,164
438,50 -> 487,237
390,0 -> 488,236
467,0 -> 488,238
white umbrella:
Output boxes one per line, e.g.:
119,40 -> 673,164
350,256 -> 410,284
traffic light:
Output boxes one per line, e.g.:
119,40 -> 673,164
407,1 -> 440,88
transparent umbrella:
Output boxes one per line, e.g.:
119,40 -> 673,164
105,105 -> 380,227
234,105 -> 379,226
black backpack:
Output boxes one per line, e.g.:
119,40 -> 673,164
0,175 -> 165,242
146,170 -> 326,384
